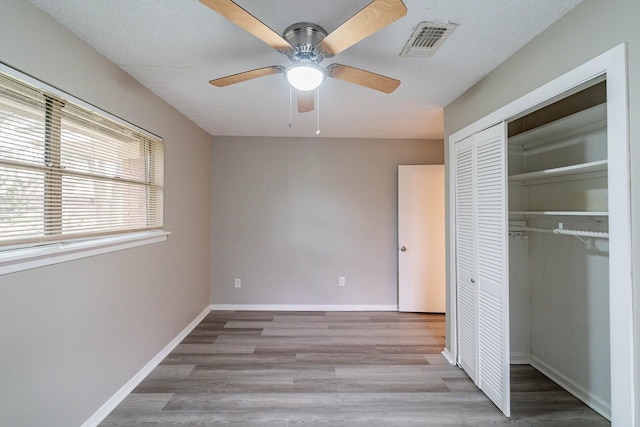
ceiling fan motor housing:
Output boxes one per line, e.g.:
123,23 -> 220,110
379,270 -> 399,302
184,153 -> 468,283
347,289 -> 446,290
283,22 -> 329,64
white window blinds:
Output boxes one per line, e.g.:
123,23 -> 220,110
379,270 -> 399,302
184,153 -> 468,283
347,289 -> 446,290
0,70 -> 164,248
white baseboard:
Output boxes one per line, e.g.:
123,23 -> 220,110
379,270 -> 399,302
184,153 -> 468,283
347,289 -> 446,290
81,305 -> 212,427
209,304 -> 399,312
510,352 -> 531,365
441,348 -> 455,365
529,354 -> 611,421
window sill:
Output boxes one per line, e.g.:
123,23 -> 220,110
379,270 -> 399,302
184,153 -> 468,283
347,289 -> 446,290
0,231 -> 170,276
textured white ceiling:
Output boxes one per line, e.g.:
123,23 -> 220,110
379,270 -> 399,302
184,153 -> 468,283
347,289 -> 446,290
28,0 -> 582,139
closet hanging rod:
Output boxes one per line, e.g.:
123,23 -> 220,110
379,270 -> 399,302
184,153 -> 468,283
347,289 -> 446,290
509,225 -> 609,239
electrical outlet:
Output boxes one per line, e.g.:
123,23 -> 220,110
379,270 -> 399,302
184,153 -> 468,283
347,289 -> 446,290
234,278 -> 241,288
339,276 -> 346,287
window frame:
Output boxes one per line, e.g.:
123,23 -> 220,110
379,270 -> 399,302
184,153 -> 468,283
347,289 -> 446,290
0,63 -> 168,276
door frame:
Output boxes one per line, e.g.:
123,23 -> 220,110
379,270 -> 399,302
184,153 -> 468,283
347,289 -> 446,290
445,43 -> 634,424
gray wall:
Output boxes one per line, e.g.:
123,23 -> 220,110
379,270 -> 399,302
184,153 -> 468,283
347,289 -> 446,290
211,136 -> 443,307
443,0 -> 640,417
0,1 -> 212,426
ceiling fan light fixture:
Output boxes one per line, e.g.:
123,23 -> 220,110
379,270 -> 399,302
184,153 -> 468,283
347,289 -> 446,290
285,64 -> 325,91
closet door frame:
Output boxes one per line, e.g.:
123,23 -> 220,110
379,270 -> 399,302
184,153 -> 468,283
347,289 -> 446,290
446,43 -> 634,425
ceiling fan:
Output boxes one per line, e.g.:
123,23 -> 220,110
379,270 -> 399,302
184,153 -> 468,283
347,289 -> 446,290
200,0 -> 407,113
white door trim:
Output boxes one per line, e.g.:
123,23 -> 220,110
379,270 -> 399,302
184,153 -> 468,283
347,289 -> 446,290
446,43 -> 634,425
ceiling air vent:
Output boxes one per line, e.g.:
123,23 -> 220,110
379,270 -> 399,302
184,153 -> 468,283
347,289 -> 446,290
400,22 -> 457,58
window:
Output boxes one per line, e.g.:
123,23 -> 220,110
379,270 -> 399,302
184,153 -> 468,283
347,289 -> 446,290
0,68 -> 164,256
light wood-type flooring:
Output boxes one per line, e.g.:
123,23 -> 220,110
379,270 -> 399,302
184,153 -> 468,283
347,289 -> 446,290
100,311 -> 609,426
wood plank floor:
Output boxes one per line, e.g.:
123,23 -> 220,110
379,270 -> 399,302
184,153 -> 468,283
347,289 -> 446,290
100,311 -> 609,426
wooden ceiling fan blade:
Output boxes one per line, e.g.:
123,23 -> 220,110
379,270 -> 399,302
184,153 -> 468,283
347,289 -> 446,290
200,0 -> 292,53
297,90 -> 315,113
320,0 -> 407,57
209,66 -> 284,87
326,64 -> 400,93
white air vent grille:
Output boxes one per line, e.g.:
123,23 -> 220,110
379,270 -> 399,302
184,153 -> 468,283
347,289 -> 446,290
400,22 -> 457,58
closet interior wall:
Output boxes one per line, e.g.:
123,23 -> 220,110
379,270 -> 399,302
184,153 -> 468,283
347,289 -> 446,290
507,81 -> 611,418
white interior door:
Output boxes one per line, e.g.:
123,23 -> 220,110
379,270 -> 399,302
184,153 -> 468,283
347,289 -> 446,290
455,124 -> 510,416
398,165 -> 445,313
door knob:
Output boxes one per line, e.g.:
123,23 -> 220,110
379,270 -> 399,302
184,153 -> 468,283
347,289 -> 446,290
470,278 -> 475,284
400,246 -> 407,252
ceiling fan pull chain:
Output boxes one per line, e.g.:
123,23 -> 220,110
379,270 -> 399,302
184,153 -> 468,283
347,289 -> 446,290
288,84 -> 294,128
316,87 -> 321,135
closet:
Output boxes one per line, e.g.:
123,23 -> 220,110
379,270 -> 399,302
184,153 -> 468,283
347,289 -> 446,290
449,44 -> 633,425
507,80 -> 611,419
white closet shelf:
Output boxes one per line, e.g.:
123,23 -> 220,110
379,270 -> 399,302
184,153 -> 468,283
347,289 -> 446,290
508,104 -> 607,148
508,160 -> 608,182
509,211 -> 608,217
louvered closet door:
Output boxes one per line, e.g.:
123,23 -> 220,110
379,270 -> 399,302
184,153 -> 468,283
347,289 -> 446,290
475,123 -> 510,417
454,123 -> 510,417
454,135 -> 478,384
